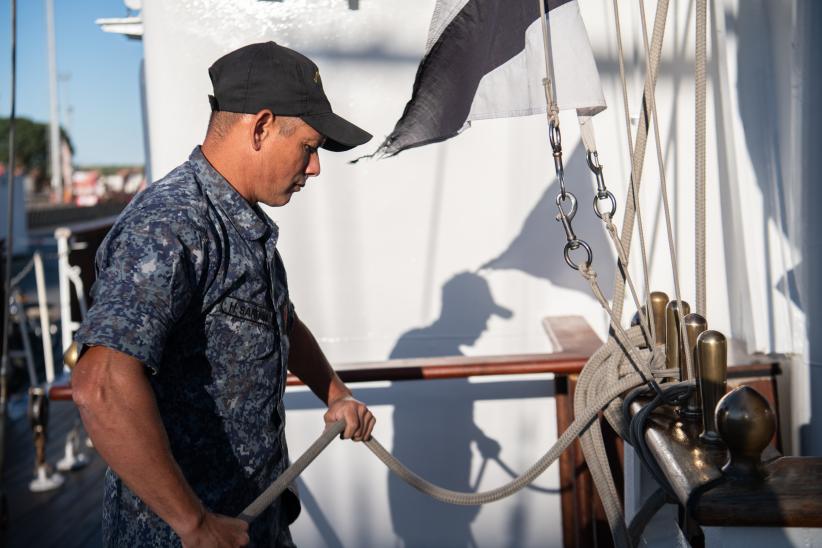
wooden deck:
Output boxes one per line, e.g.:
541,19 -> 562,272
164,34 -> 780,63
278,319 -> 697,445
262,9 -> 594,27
1,399 -> 105,548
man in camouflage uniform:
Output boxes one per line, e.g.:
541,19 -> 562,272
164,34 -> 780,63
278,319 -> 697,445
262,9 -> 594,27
72,42 -> 376,547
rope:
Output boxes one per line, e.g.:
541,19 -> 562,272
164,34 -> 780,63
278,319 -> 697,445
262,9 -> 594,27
610,0 -> 670,325
637,0 -> 694,382
537,0 -> 559,123
9,256 -> 35,288
695,0 -> 708,315
239,333 -> 650,521
610,0 -> 656,346
0,0 -> 19,528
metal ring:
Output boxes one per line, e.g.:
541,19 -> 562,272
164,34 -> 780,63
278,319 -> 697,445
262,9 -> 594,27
555,191 -> 578,220
593,191 -> 618,220
563,239 -> 593,271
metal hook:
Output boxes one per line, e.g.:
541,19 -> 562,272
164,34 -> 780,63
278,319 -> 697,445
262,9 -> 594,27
555,192 -> 577,221
586,150 -> 602,172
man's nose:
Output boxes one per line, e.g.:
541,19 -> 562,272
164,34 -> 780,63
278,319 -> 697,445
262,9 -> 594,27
305,152 -> 321,177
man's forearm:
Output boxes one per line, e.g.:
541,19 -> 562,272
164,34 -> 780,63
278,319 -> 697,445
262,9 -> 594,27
287,317 -> 351,405
72,346 -> 204,537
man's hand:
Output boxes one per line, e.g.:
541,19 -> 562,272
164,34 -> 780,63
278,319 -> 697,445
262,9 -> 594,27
179,512 -> 250,548
324,396 -> 376,441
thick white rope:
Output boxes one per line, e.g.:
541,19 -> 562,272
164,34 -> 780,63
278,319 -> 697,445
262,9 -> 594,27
695,0 -> 708,315
239,376 -> 645,517
239,333 -> 654,521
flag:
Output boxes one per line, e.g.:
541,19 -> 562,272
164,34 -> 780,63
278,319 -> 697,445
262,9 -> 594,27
373,0 -> 605,158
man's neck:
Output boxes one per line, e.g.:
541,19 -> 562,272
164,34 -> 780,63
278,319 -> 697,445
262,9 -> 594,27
200,142 -> 255,204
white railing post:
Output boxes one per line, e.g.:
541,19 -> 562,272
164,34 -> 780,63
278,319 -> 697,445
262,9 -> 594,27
32,250 -> 56,383
55,227 -> 74,365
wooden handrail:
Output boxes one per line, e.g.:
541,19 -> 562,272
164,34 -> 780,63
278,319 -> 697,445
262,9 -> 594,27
287,353 -> 590,386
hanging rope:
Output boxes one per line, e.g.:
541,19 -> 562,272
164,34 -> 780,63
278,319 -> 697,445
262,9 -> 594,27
537,0 -> 560,124
609,0 -> 669,325
609,0 -> 657,346
0,0 -> 18,530
695,0 -> 708,315
637,0 -> 694,382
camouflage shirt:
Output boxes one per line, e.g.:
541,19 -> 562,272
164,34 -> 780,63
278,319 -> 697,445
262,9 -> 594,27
76,147 -> 300,547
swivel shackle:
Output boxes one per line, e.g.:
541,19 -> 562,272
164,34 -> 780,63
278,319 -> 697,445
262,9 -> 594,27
555,193 -> 592,271
587,150 -> 617,220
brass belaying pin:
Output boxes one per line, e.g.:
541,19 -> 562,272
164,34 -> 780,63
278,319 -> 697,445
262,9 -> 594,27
63,341 -> 80,370
665,300 -> 690,380
697,330 -> 727,444
649,291 -> 669,347
681,313 -> 708,420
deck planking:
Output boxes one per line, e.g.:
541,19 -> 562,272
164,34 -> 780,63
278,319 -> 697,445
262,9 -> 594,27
1,399 -> 105,548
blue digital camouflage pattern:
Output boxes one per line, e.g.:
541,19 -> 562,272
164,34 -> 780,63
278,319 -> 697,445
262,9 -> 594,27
76,147 -> 300,547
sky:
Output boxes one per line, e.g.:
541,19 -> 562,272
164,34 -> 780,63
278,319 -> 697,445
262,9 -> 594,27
0,0 -> 144,166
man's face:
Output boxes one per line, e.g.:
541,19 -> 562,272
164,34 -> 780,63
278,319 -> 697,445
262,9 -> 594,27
254,118 -> 324,207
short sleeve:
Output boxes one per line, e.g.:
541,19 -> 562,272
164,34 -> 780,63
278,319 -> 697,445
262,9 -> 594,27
74,210 -> 205,373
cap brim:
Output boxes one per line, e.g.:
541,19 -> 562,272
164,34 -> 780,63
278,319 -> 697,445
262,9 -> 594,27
301,112 -> 372,152
491,304 -> 513,319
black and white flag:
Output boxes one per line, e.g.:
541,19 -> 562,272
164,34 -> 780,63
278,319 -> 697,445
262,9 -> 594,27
374,0 -> 605,157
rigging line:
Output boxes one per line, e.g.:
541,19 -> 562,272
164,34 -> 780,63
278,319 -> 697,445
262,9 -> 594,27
609,0 -> 670,325
695,0 -> 708,315
537,0 -> 559,122
0,0 -> 17,529
610,0 -> 657,349
239,356 -> 649,521
637,0 -> 695,382
603,214 -> 654,349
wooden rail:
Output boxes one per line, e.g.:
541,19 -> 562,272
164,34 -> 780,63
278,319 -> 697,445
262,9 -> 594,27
631,390 -> 822,530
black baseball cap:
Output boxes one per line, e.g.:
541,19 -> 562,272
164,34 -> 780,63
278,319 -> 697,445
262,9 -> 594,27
208,42 -> 372,152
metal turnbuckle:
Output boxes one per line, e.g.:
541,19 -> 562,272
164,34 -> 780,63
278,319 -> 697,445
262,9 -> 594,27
587,151 -> 617,220
555,192 -> 593,271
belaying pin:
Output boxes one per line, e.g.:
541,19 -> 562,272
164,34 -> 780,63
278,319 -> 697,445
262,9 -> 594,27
665,300 -> 690,381
681,313 -> 708,420
649,291 -> 669,347
697,330 -> 728,445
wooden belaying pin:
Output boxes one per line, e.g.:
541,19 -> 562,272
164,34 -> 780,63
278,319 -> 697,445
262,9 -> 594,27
697,330 -> 727,444
681,313 -> 707,419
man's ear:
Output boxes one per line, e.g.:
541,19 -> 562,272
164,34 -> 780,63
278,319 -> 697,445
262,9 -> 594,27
252,110 -> 275,151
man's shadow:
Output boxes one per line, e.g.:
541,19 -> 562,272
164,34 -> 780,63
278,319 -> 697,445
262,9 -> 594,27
387,272 -> 511,548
